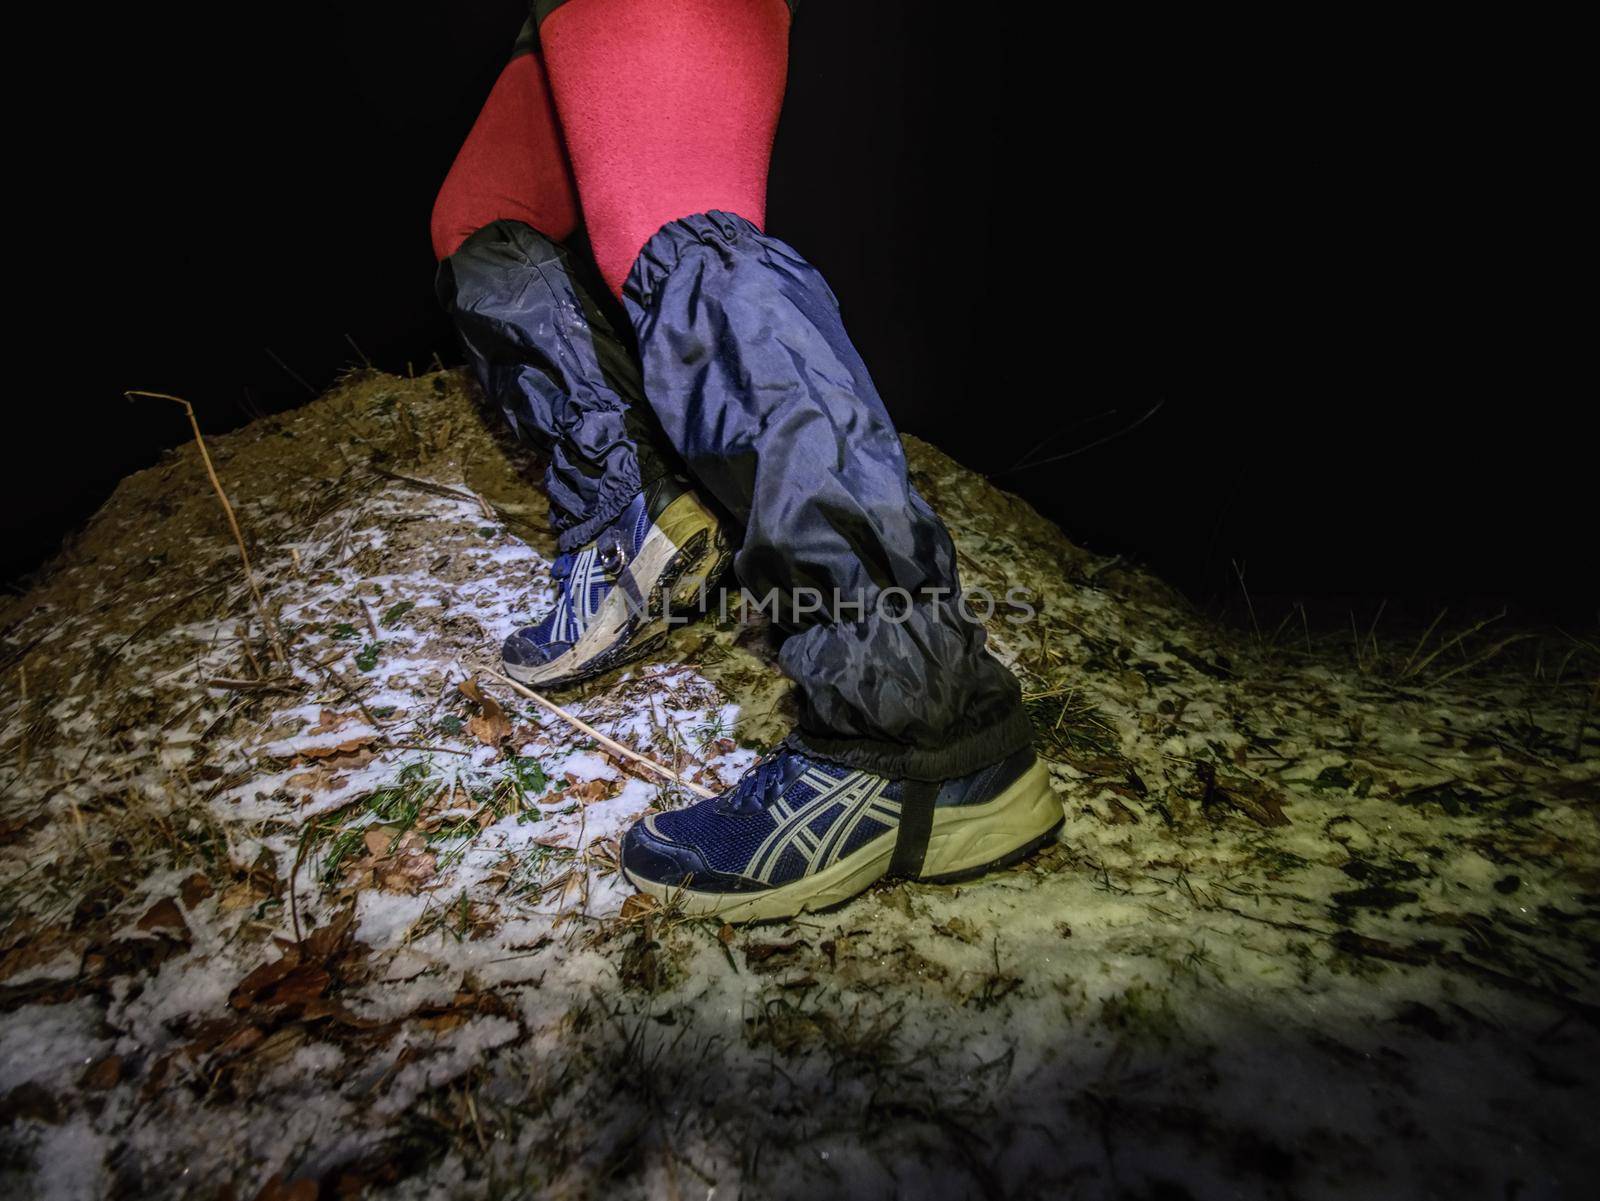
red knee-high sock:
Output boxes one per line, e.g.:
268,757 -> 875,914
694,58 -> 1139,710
540,0 -> 790,298
430,51 -> 580,260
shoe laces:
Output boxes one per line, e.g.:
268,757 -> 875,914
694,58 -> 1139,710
719,747 -> 807,815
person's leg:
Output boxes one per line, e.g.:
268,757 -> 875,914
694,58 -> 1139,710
538,0 -> 788,298
538,0 -> 1051,918
432,20 -> 729,685
430,25 -> 578,259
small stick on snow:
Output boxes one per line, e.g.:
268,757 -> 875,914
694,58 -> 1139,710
485,670 -> 716,799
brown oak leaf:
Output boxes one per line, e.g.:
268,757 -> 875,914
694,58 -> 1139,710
179,873 -> 214,909
136,897 -> 190,938
459,677 -> 511,745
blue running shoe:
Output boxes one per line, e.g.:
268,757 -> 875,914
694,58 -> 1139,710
501,478 -> 729,688
620,744 -> 1062,921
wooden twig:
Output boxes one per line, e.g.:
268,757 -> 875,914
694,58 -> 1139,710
127,391 -> 289,670
367,467 -> 479,505
291,644 -> 389,732
206,677 -> 307,694
486,670 -> 716,799
383,742 -> 472,756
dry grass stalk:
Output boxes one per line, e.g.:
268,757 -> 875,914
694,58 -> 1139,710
1405,608 -> 1507,680
1428,632 -> 1536,686
1232,559 -> 1261,642
1402,607 -> 1450,676
126,391 -> 289,670
1577,675 -> 1598,761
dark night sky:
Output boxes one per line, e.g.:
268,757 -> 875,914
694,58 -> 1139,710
10,4 -> 1591,629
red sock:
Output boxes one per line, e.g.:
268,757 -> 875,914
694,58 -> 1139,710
430,51 -> 580,260
540,0 -> 791,298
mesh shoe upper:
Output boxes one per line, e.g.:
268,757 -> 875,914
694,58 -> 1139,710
626,749 -> 906,891
502,492 -> 651,668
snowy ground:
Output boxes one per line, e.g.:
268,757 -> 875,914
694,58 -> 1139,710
1,370 -> 1596,1200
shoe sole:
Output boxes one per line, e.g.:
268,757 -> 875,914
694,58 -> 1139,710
504,491 -> 730,689
622,759 -> 1063,922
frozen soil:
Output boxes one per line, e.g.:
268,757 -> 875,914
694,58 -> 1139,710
1,370 -> 1597,1200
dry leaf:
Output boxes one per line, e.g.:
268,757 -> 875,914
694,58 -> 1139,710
377,851 -> 436,894
744,940 -> 805,967
316,749 -> 375,771
459,677 -> 511,745
0,1082 -> 62,1125
0,928 -> 79,983
179,873 -> 214,909
259,965 -> 331,1009
81,1055 -> 122,1090
230,958 -> 297,1009
562,773 -> 613,803
246,1026 -> 310,1071
314,709 -> 361,732
467,709 -> 510,746
0,916 -> 39,954
620,893 -> 659,921
215,1025 -> 265,1058
1217,776 -> 1292,828
420,1010 -> 468,1034
136,897 -> 190,938
577,779 -> 612,803
286,767 -> 336,794
218,881 -> 272,912
299,907 -> 356,964
254,1173 -> 318,1201
299,735 -> 378,760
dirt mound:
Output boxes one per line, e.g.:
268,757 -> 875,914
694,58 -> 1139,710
1,371 -> 1596,1199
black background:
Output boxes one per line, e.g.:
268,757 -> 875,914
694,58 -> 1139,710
10,3 -> 1591,629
